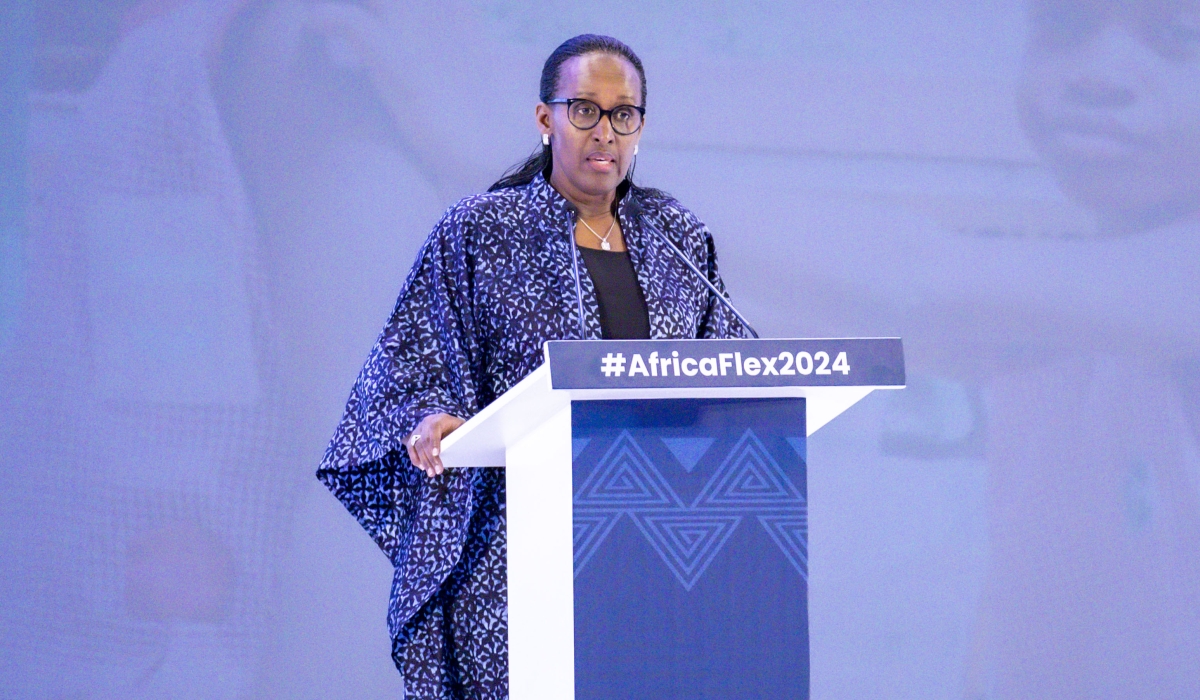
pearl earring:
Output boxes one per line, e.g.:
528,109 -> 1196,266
634,144 -> 639,155
542,134 -> 550,146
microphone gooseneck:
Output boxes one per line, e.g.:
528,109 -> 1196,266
625,198 -> 760,339
563,203 -> 589,340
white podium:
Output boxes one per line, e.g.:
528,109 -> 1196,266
440,338 -> 904,700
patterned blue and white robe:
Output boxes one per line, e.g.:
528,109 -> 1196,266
317,172 -> 749,698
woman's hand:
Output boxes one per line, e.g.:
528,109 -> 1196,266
406,413 -> 466,478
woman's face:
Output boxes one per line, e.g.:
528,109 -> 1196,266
537,52 -> 644,201
1017,0 -> 1200,232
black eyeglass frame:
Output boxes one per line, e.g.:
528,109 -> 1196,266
545,98 -> 646,135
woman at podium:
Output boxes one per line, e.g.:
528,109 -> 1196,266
317,34 -> 749,698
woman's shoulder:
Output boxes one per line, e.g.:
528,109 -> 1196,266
420,187 -> 536,257
629,186 -> 709,236
437,187 -> 529,230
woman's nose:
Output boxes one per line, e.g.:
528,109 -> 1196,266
1064,76 -> 1136,109
592,115 -> 615,142
1062,25 -> 1149,110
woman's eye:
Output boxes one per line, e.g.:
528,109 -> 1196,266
1029,5 -> 1103,52
1143,14 -> 1200,61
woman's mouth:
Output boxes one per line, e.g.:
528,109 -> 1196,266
1042,118 -> 1157,164
585,152 -> 616,173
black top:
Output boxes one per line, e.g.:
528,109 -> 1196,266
578,247 -> 651,339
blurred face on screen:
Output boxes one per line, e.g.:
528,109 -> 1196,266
1018,0 -> 1200,234
34,0 -> 144,91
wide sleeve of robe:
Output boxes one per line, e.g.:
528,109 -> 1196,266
316,204 -> 482,566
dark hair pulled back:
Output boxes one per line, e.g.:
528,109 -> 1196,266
488,34 -> 652,194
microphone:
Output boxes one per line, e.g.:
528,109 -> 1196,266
563,203 -> 589,339
625,198 -> 760,339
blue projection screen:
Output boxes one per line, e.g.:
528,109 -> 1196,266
2,1 -> 1197,698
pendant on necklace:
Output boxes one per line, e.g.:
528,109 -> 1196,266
601,241 -> 611,251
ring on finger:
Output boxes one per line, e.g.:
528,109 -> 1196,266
409,434 -> 421,448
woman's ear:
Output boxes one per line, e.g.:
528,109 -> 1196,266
534,103 -> 553,137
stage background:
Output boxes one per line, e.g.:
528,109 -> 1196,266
2,1 -> 1198,698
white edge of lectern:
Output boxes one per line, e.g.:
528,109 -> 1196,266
439,362 -> 899,468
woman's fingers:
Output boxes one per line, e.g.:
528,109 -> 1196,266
408,414 -> 466,478
410,415 -> 443,477
428,415 -> 466,476
417,432 -> 446,475
421,429 -> 441,477
406,433 -> 432,477
426,429 -> 445,476
405,438 -> 420,471
406,421 -> 432,477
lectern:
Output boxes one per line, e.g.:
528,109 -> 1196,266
439,338 -> 904,700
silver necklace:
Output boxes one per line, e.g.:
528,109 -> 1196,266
578,215 -> 617,251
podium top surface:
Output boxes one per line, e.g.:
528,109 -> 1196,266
440,338 -> 904,468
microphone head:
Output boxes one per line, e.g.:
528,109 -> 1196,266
564,202 -> 578,216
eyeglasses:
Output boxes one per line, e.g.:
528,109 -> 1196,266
545,98 -> 645,136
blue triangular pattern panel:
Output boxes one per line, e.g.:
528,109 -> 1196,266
758,513 -> 809,580
660,437 -> 715,472
785,437 -> 807,463
573,511 -> 622,578
572,438 -> 591,460
575,431 -> 684,508
632,512 -> 742,591
694,430 -> 805,508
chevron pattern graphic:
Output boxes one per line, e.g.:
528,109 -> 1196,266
574,429 -> 807,589
694,431 -> 806,508
631,512 -> 743,590
575,432 -> 685,509
573,511 -> 622,577
660,436 -> 716,472
758,513 -> 809,578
